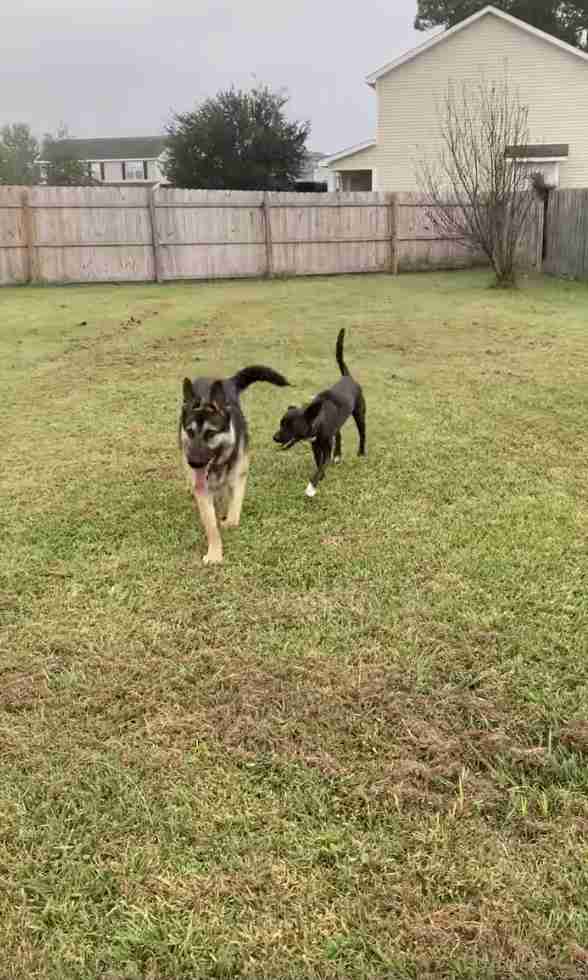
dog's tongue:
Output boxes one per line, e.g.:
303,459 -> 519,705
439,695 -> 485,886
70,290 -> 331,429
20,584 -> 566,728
192,467 -> 208,495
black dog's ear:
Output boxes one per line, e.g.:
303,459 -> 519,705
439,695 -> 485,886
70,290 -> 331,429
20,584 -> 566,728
183,378 -> 194,402
209,380 -> 227,414
304,400 -> 322,424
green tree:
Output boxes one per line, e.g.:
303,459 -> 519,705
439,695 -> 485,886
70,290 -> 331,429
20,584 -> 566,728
164,85 -> 310,190
414,1 -> 588,49
0,123 -> 39,184
42,127 -> 95,186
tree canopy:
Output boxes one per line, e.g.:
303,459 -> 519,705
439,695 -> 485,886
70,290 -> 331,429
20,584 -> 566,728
164,85 -> 310,190
0,124 -> 39,184
414,1 -> 588,50
42,127 -> 96,186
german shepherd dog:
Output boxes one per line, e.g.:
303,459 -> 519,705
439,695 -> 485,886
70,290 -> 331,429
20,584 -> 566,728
180,366 -> 289,564
272,329 -> 366,496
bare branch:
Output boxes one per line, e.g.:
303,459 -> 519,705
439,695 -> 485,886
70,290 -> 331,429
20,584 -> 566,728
415,71 -> 536,286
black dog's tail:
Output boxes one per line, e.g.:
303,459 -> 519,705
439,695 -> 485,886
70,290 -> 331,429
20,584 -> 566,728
231,365 -> 289,393
336,328 -> 350,376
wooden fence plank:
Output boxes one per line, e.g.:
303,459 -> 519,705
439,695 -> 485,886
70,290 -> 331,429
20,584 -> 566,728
389,193 -> 398,275
29,185 -> 153,283
0,187 -> 28,284
149,184 -> 162,283
543,188 -> 588,280
261,192 -> 273,278
21,189 -> 37,283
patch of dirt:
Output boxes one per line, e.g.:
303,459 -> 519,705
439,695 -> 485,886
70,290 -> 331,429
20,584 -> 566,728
559,721 -> 588,754
125,653 -> 545,818
0,671 -> 48,712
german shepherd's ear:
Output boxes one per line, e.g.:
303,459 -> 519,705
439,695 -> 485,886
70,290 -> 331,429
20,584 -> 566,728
183,378 -> 194,402
209,380 -> 227,414
304,400 -> 322,425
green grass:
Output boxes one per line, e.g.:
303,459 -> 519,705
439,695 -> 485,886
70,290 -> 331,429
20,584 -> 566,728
1,270 -> 588,979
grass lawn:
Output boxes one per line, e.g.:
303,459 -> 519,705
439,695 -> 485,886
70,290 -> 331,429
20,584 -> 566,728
1,270 -> 588,979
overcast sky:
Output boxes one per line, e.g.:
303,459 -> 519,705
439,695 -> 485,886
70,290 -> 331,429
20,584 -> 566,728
0,0 -> 427,153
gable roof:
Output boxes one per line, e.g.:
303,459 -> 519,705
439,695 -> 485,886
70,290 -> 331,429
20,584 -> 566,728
366,5 -> 588,87
320,140 -> 376,166
43,136 -> 166,162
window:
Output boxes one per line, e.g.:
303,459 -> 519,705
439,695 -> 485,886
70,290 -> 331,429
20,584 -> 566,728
515,160 -> 560,190
123,160 -> 147,181
505,144 -> 568,191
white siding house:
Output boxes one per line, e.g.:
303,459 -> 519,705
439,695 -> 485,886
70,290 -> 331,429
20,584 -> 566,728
41,137 -> 168,184
321,5 -> 588,191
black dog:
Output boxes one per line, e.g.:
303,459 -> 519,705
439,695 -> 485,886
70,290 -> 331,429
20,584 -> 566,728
273,329 -> 365,496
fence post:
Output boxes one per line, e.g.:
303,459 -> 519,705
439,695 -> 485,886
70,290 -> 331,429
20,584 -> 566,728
21,188 -> 37,284
261,192 -> 274,278
148,183 -> 162,283
388,193 -> 399,275
539,191 -> 549,270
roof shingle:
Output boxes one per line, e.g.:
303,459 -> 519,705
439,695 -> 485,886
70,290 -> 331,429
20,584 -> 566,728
43,136 -> 166,161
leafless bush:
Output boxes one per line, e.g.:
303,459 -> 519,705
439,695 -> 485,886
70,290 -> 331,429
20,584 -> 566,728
416,75 -> 537,287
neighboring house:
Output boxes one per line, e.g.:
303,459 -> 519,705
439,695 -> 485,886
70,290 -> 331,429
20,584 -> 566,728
321,5 -> 588,192
295,151 -> 328,186
41,136 -> 167,184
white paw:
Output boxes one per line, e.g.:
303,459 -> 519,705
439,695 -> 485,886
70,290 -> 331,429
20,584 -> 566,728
333,456 -> 342,464
202,551 -> 223,565
305,482 -> 317,498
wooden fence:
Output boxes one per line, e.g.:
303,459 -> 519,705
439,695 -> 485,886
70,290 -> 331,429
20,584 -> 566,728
543,188 -> 588,279
0,185 -> 543,286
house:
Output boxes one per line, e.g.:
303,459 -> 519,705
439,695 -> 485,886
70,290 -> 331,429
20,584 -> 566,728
321,5 -> 588,192
295,151 -> 328,187
41,136 -> 167,184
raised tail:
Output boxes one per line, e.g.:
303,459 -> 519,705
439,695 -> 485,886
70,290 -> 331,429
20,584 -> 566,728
335,328 -> 350,376
231,365 -> 289,393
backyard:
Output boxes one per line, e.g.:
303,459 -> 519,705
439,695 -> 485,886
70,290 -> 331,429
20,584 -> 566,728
1,270 -> 587,979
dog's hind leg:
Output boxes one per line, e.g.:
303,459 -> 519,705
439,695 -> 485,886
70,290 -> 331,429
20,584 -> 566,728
195,492 -> 223,564
353,392 -> 366,456
222,450 -> 249,529
334,431 -> 342,464
306,439 -> 331,497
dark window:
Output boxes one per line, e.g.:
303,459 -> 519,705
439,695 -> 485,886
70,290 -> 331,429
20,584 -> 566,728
143,160 -> 148,180
100,162 -> 105,181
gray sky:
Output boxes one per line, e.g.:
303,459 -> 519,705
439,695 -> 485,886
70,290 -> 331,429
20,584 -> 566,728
0,0 -> 424,154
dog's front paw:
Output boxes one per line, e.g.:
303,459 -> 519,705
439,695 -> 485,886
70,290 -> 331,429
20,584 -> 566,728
202,550 -> 223,565
333,456 -> 342,464
305,482 -> 317,498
